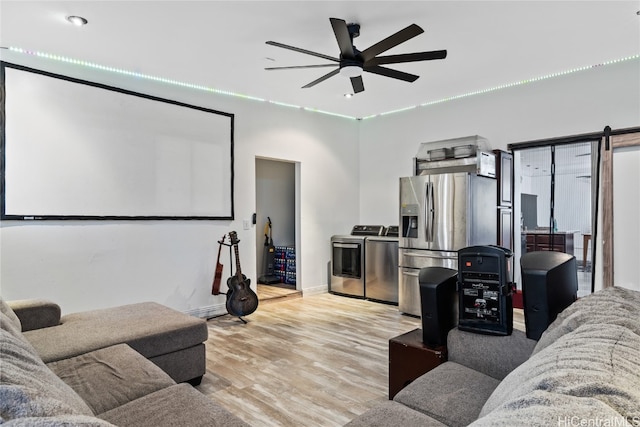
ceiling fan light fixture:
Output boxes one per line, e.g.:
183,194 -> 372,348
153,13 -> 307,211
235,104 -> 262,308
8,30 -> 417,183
339,65 -> 362,78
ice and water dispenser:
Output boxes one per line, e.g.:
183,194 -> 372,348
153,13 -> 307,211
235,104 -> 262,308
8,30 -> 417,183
401,204 -> 419,239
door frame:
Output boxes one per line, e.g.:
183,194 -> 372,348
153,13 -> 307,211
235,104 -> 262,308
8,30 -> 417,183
600,128 -> 640,288
510,135 -> 600,294
509,125 -> 640,293
254,156 -> 301,290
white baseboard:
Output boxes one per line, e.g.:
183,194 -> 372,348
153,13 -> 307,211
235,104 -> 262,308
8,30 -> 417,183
185,286 -> 329,318
183,303 -> 227,319
301,284 -> 328,296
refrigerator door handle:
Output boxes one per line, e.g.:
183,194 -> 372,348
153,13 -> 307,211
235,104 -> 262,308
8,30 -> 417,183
404,252 -> 453,259
401,270 -> 420,277
430,181 -> 436,241
425,181 -> 434,242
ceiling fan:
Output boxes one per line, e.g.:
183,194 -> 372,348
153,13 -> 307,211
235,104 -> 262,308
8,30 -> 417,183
265,17 -> 447,94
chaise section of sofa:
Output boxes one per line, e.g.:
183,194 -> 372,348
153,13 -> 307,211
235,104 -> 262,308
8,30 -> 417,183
13,300 -> 207,384
1,297 -> 251,426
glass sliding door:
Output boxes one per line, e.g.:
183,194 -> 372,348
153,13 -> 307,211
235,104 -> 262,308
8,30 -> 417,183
554,142 -> 593,297
513,141 -> 595,299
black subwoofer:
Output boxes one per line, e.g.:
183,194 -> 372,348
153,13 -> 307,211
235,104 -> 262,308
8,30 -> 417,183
418,267 -> 458,347
521,251 -> 578,340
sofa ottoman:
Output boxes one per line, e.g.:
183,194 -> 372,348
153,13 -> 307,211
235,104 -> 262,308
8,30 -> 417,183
13,300 -> 207,384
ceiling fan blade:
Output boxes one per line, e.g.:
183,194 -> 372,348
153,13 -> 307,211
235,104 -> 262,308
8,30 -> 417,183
363,65 -> 419,82
330,18 -> 355,59
350,76 -> 365,93
360,24 -> 424,62
302,68 -> 340,88
266,41 -> 339,63
366,50 -> 447,66
265,64 -> 338,70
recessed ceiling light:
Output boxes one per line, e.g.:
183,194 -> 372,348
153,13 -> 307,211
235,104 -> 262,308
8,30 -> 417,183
66,15 -> 88,26
344,93 -> 354,99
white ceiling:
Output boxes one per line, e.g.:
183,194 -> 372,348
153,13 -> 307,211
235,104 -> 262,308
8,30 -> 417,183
1,1 -> 639,119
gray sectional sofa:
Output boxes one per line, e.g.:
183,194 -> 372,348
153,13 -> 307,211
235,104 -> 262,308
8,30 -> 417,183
1,298 -> 249,426
348,286 -> 640,426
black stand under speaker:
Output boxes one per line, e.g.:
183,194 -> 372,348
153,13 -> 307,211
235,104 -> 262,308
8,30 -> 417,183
521,251 -> 578,340
457,245 -> 513,336
418,267 -> 458,347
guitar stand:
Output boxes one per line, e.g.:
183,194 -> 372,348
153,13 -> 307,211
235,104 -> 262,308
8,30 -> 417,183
209,231 -> 258,325
205,311 -> 249,324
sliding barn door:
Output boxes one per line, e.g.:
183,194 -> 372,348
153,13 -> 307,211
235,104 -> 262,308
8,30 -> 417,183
600,130 -> 640,290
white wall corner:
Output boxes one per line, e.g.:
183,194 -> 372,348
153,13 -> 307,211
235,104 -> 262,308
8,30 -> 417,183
301,285 -> 328,296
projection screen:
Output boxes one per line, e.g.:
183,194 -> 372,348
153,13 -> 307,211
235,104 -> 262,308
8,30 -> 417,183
0,63 -> 234,220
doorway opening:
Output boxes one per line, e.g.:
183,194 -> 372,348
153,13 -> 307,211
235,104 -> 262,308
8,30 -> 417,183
255,158 -> 300,302
512,140 -> 598,299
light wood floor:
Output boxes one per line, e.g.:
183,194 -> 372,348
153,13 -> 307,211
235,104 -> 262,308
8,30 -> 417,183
197,293 -> 526,427
257,284 -> 302,305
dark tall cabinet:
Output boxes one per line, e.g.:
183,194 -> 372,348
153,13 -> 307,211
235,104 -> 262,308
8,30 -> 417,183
521,193 -> 538,231
494,150 -> 513,250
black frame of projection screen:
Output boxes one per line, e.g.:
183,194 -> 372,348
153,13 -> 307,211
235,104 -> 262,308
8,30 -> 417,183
0,62 -> 235,221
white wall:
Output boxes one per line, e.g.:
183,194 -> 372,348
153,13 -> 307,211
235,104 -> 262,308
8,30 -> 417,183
358,59 -> 639,294
0,53 -> 359,315
2,53 -> 638,315
358,60 -> 640,226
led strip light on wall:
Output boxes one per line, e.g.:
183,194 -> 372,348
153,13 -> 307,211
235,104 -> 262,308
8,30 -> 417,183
362,54 -> 640,120
4,47 -> 639,121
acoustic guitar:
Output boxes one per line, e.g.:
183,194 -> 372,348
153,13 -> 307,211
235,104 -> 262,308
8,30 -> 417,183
211,234 -> 226,295
225,231 -> 259,318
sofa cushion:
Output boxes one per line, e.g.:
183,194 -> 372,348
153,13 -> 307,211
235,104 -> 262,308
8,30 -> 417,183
534,286 -> 640,354
0,308 -> 94,421
393,361 -> 500,427
479,323 -> 640,420
23,302 -> 208,363
471,390 -> 629,426
1,415 -> 116,426
47,343 -> 176,415
98,383 -> 251,427
345,400 -> 447,427
447,328 -> 537,380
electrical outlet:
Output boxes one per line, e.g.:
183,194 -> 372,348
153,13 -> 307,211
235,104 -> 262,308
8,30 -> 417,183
243,220 -> 250,230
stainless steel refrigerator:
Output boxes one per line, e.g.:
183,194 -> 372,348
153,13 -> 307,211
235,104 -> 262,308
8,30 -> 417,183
398,136 -> 497,316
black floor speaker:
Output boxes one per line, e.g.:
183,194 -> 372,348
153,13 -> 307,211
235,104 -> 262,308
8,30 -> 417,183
418,267 -> 458,347
457,245 -> 513,336
521,251 -> 578,340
